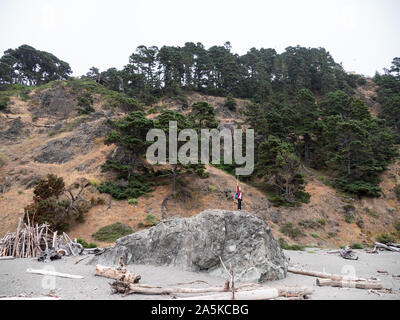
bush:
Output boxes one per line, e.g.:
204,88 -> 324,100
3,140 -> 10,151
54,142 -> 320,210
350,243 -> 363,249
280,222 -> 304,239
76,92 -> 95,115
77,238 -> 97,248
92,222 -> 133,242
375,233 -> 394,244
97,179 -> 152,200
145,214 -> 159,226
268,195 -> 286,206
0,95 -> 10,110
224,94 -> 237,111
278,238 -> 304,251
24,174 -> 87,232
128,198 -> 138,205
298,219 -> 325,229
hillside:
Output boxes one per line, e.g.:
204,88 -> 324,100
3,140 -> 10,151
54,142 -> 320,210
0,80 -> 399,249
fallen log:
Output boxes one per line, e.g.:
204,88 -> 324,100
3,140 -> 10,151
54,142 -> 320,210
339,247 -> 358,260
0,256 -> 15,261
375,242 -> 400,252
177,286 -> 313,300
94,265 -> 141,284
109,280 -> 312,300
27,268 -> 83,279
288,266 -> 368,281
316,278 -> 383,289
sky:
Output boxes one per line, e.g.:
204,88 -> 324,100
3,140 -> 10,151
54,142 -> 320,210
0,0 -> 399,77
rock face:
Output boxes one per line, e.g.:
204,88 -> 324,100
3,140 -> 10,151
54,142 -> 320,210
90,210 -> 288,282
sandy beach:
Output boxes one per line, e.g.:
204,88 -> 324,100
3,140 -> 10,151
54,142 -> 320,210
0,248 -> 399,300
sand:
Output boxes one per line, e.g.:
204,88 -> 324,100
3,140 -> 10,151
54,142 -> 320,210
0,248 -> 399,300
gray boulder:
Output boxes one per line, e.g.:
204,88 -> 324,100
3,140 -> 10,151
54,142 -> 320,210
89,210 -> 288,282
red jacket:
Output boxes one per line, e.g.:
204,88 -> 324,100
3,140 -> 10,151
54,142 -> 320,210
236,185 -> 243,200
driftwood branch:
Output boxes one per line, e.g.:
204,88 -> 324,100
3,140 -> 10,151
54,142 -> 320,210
288,266 -> 370,281
178,286 -> 314,300
94,264 -> 141,284
316,278 -> 383,289
27,268 -> 84,279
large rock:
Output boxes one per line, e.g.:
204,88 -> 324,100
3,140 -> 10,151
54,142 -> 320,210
89,210 -> 288,282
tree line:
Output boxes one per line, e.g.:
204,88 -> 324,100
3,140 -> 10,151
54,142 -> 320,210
83,42 -> 363,103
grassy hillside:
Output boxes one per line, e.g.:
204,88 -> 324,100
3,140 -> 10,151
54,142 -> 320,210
0,79 -> 399,249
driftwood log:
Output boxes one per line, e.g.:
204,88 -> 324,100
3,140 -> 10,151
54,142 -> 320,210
288,266 -> 368,281
0,256 -> 15,261
375,242 -> 400,252
177,286 -> 314,300
339,247 -> 358,260
27,268 -> 84,279
109,280 -> 312,300
316,278 -> 383,289
94,265 -> 141,284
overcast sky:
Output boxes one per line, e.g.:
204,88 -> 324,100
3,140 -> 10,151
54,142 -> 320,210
0,0 -> 399,77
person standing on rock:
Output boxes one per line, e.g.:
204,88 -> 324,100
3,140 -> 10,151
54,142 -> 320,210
235,181 -> 243,211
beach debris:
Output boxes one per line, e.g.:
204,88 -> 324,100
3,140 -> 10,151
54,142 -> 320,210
288,266 -> 371,281
374,242 -> 400,252
316,278 -> 382,289
339,246 -> 358,260
366,242 -> 400,254
27,268 -> 84,279
74,256 -> 90,264
109,280 -> 312,300
0,213 -> 99,259
0,256 -> 15,261
94,263 -> 141,284
377,270 -> 389,274
289,265 -> 383,290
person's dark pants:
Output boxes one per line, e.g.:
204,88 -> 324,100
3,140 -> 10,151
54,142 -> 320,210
238,198 -> 242,210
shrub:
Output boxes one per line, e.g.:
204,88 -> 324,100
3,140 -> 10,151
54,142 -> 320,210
224,94 -> 237,111
145,214 -> 159,226
268,195 -> 287,207
76,92 -> 95,115
278,238 -> 304,251
76,238 -> 97,248
89,178 -> 100,187
0,95 -> 10,110
345,216 -> 355,224
92,222 -> 133,242
298,219 -> 325,229
208,184 -> 217,191
97,179 -> 152,200
310,233 -> 319,238
128,198 -> 138,205
24,174 -> 87,232
350,243 -> 363,249
280,222 -> 304,239
375,233 -> 394,244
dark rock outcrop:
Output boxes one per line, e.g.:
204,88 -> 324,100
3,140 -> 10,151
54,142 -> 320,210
89,210 -> 288,282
